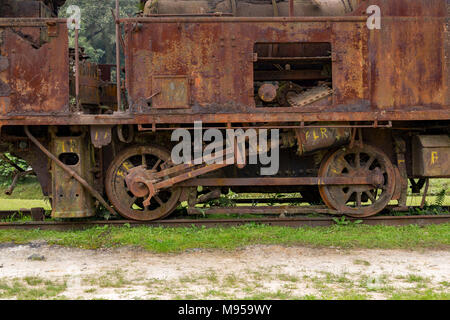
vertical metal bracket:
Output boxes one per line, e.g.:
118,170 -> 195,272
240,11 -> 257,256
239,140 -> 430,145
46,22 -> 59,37
394,136 -> 408,208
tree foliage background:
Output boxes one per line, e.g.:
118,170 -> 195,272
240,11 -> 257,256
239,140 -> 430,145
60,0 -> 143,63
0,154 -> 28,179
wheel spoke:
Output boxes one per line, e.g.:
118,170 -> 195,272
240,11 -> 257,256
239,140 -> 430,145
142,154 -> 147,167
152,159 -> 162,171
356,192 -> 362,207
355,152 -> 361,169
154,195 -> 164,206
127,196 -> 137,208
363,156 -> 375,170
341,157 -> 354,173
343,189 -> 354,203
364,190 -> 376,203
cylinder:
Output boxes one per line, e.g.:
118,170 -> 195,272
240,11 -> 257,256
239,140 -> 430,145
295,126 -> 351,155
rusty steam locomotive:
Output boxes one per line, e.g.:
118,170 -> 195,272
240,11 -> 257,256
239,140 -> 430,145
0,0 -> 448,221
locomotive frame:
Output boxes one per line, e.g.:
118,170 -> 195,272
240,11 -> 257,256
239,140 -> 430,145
0,0 -> 448,220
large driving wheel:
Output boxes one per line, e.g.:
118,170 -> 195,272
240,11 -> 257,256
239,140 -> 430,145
318,145 -> 395,218
105,145 -> 182,221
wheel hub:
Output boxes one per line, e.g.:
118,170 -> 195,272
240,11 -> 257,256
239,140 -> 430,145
125,166 -> 156,198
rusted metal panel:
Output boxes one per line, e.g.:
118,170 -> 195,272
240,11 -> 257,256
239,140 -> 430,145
119,0 -> 448,122
332,21 -> 369,108
0,21 -> 69,115
125,20 -> 366,112
152,75 -> 190,108
72,61 -> 101,106
446,0 -> 450,106
368,18 -> 446,110
412,135 -> 450,177
51,135 -> 95,218
0,44 -> 10,97
90,125 -> 112,148
0,0 -> 445,126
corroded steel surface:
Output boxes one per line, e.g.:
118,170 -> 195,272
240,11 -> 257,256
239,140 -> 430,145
117,0 -> 448,125
412,135 -> 450,177
51,136 -> 95,218
0,0 -> 447,124
0,0 -> 448,221
124,19 -> 366,111
0,20 -> 69,116
0,0 -> 446,124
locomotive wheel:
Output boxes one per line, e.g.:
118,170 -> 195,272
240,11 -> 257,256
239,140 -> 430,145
318,145 -> 395,218
105,145 -> 182,221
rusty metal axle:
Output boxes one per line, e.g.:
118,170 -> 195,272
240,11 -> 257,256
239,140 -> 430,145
179,176 -> 383,187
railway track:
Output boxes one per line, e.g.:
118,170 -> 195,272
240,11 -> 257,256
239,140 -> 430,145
0,213 -> 448,231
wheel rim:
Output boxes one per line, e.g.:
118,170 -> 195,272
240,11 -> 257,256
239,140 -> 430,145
105,145 -> 182,221
319,145 -> 395,218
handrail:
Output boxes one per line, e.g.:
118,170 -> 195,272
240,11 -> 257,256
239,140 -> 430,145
115,0 -> 121,111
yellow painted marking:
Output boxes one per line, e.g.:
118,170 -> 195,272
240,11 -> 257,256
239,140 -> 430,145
431,152 -> 438,164
69,140 -> 74,152
313,130 -> 319,141
95,132 -> 98,140
305,131 -> 310,140
320,128 -> 328,138
123,162 -> 131,171
397,160 -> 405,164
62,142 -> 66,153
116,170 -> 125,177
104,132 -> 108,139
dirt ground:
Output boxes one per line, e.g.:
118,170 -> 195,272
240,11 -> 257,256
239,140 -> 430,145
0,242 -> 449,300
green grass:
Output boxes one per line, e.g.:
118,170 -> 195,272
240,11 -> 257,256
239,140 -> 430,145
0,176 -> 45,200
0,223 -> 448,252
390,290 -> 450,300
0,176 -> 50,211
0,277 -> 66,300
82,269 -> 133,288
0,199 -> 51,211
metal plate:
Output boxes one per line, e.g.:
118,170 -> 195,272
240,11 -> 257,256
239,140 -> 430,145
90,125 -> 112,148
412,135 -> 450,177
0,56 -> 8,72
152,75 -> 190,109
0,23 -> 69,115
51,136 -> 95,218
0,80 -> 10,96
0,56 -> 9,97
